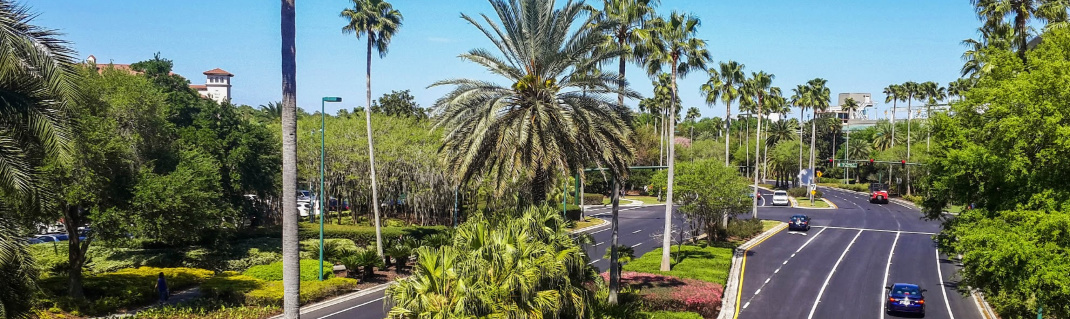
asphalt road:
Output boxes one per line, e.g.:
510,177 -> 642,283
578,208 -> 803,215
736,186 -> 983,319
299,202 -> 688,319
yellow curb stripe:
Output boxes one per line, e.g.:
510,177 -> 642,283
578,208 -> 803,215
734,223 -> 786,319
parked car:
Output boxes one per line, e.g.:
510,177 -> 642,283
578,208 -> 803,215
297,201 -> 311,217
33,235 -> 57,243
297,190 -> 312,201
788,214 -> 811,231
771,190 -> 790,206
25,237 -> 45,245
328,198 -> 349,211
871,190 -> 889,204
885,283 -> 926,315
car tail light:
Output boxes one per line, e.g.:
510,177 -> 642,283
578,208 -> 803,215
917,300 -> 924,304
888,298 -> 896,302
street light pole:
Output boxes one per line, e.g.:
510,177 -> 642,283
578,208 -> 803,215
319,96 -> 341,281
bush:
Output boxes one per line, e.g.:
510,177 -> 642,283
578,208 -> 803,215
125,299 -> 279,319
38,267 -> 214,315
902,194 -> 922,205
583,193 -> 605,205
297,223 -> 446,248
341,249 -> 383,279
201,274 -> 264,304
242,260 -> 330,282
243,278 -> 359,306
603,272 -> 722,318
640,311 -> 704,319
726,218 -> 763,240
565,204 -> 582,221
787,187 -> 807,197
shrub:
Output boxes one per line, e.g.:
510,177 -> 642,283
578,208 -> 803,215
243,278 -> 359,306
201,274 -> 264,304
340,249 -> 383,279
787,187 -> 807,197
583,193 -> 605,205
565,204 -> 582,221
384,218 -> 409,227
603,272 -> 722,318
726,218 -> 763,240
126,299 -> 279,319
38,267 -> 214,315
299,239 -> 357,264
242,260 -> 330,282
902,194 -> 922,205
640,311 -> 704,319
297,223 -> 446,248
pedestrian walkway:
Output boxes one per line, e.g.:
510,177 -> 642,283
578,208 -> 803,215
98,287 -> 202,318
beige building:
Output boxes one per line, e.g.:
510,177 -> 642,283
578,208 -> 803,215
86,55 -> 233,104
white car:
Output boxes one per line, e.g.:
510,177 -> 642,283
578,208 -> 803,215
297,200 -> 311,217
771,191 -> 791,206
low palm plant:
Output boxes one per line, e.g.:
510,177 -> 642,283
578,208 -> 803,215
385,239 -> 414,271
341,249 -> 383,280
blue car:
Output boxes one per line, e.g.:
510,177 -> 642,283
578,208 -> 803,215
886,283 -> 926,316
788,214 -> 811,231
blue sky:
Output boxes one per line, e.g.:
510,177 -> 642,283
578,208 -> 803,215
30,0 -> 978,120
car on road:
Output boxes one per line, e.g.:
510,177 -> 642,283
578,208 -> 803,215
871,189 -> 889,204
771,191 -> 790,206
885,283 -> 926,315
788,214 -> 810,231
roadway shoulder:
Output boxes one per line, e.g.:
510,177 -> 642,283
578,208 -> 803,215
717,222 -> 787,319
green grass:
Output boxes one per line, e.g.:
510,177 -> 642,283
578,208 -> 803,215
639,311 -> 703,319
602,197 -> 611,205
568,217 -> 605,231
628,195 -> 664,205
947,205 -> 964,214
794,197 -> 830,208
761,220 -> 782,232
623,245 -> 734,285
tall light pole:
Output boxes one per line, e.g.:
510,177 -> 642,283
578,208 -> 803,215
319,96 -> 342,280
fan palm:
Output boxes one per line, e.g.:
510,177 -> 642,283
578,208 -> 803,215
971,0 -> 1070,61
684,107 -> 700,123
841,96 -> 860,160
872,121 -> 899,152
637,11 -> 710,272
766,118 -> 798,150
882,84 -> 903,150
921,81 -> 945,152
432,0 -> 634,207
341,0 -> 403,257
700,60 -> 745,166
280,0 -> 300,317
901,81 -> 920,196
0,1 -> 77,196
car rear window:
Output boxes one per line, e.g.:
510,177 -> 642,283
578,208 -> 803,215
893,285 -> 920,295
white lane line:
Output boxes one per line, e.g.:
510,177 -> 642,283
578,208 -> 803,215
754,289 -> 762,295
588,259 -> 601,265
936,248 -> 956,319
589,228 -> 610,235
743,301 -> 751,309
631,229 -> 642,234
814,225 -> 935,235
323,296 -> 385,318
596,242 -> 604,246
774,268 -> 780,274
806,229 -> 864,319
739,228 -> 828,308
880,232 -> 901,319
630,243 -> 643,248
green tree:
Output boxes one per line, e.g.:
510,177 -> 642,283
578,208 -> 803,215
919,81 -> 945,152
739,72 -> 777,218
259,101 -> 282,121
371,89 -> 425,119
790,84 -> 810,174
805,78 -> 830,188
971,0 -> 1069,61
638,11 -> 710,271
651,159 -> 748,243
341,0 -> 403,258
432,0 -> 634,206
386,206 -> 596,318
701,61 -> 746,166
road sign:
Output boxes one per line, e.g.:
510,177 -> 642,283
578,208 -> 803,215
837,162 -> 858,168
816,171 -> 823,178
811,190 -> 816,195
809,184 -> 817,191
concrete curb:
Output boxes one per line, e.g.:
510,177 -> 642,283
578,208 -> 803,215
972,290 -> 999,319
269,282 -> 394,319
569,217 -> 608,234
717,222 -> 788,319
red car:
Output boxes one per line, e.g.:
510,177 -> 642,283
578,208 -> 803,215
870,190 -> 889,204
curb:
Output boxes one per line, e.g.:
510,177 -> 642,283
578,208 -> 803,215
270,282 -> 394,319
570,217 -> 608,233
972,289 -> 999,319
788,197 -> 836,210
717,222 -> 788,319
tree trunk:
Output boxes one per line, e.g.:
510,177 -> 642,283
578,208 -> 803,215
532,167 -> 548,205
365,37 -> 385,257
608,177 -> 621,304
799,108 -> 804,175
280,1 -> 301,318
661,64 -> 678,272
725,101 -> 732,166
809,109 -> 817,202
63,206 -> 89,300
752,95 -> 763,219
906,97 -> 912,196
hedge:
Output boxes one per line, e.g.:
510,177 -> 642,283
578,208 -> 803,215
39,267 -> 214,315
202,273 -> 358,306
582,193 -> 604,205
242,259 -> 331,282
297,223 -> 446,247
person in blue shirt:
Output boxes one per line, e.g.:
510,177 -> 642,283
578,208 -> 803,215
154,272 -> 169,303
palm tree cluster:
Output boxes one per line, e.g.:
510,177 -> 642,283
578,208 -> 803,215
963,0 -> 1070,77
386,206 -> 595,318
880,81 -> 948,195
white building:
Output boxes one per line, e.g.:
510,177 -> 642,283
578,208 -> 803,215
86,55 -> 233,104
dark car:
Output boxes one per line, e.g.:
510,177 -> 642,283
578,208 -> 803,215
328,198 -> 349,211
886,283 -> 926,316
788,214 -> 811,231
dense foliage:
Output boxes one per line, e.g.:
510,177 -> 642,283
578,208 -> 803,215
651,159 -> 749,243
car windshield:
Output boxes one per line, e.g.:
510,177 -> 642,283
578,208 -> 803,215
893,285 -> 920,295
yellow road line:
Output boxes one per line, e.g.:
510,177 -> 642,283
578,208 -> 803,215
734,224 -> 785,319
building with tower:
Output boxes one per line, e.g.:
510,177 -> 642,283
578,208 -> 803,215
86,55 -> 233,104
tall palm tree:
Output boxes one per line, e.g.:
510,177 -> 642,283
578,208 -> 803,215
740,72 -> 775,219
700,61 -> 745,166
638,11 -> 709,272
593,0 -> 657,304
341,0 -> 403,258
806,78 -> 830,194
0,0 -> 77,196
901,81 -> 919,196
791,85 -> 810,175
921,81 -> 945,152
433,0 -> 633,207
971,0 -> 1070,61
259,101 -> 283,120
882,84 -> 903,152
279,0 -> 300,317
684,107 -> 701,123
872,121 -> 896,152
840,97 -> 860,177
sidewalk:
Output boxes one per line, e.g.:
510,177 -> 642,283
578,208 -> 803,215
97,287 -> 202,318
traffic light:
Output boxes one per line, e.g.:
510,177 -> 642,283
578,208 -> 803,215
869,158 -> 875,165
901,160 -> 906,167
828,158 -> 834,165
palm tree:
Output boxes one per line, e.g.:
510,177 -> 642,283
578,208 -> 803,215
433,0 -> 633,207
921,81 -> 945,152
806,78 -> 830,194
0,1 -> 77,196
684,107 -> 701,123
279,0 -> 300,317
259,101 -> 283,120
638,11 -> 710,272
901,81 -> 919,196
882,84 -> 903,151
948,78 -> 973,103
0,217 -> 36,319
341,0 -> 403,258
791,85 -> 810,175
593,0 -> 657,304
740,72 -> 775,219
701,61 -> 745,166
873,121 -> 896,152
971,0 -> 1070,61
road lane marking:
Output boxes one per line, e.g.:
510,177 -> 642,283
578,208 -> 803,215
590,228 -> 610,235
806,229 -> 864,319
632,229 -> 642,234
737,227 -> 827,318
754,289 -> 761,295
881,232 -> 901,318
936,248 -> 956,319
588,259 -> 601,265
743,301 -> 750,309
733,225 -> 786,319
630,243 -> 643,248
814,225 -> 935,235
596,242 -> 604,246
322,297 -> 385,318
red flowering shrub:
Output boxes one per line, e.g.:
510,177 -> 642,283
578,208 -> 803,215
602,272 -> 723,318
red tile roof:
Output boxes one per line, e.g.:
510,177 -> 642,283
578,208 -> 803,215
203,68 -> 233,76
189,85 -> 208,90
94,63 -> 136,74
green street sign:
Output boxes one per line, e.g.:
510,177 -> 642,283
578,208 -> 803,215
837,162 -> 858,168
